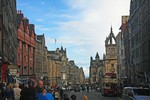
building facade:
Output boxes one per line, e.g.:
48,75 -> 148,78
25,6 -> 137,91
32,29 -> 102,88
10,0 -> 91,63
125,0 -> 150,86
0,0 -> 18,82
89,53 -> 103,85
47,47 -> 85,87
34,34 -> 48,80
117,16 -> 129,86
67,60 -> 84,85
17,10 -> 36,79
47,47 -> 67,86
79,67 -> 85,85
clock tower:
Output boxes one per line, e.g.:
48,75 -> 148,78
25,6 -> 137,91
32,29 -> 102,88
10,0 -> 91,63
104,27 -> 117,74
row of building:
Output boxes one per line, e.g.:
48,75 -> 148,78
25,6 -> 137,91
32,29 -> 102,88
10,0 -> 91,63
89,0 -> 150,87
0,0 -> 85,87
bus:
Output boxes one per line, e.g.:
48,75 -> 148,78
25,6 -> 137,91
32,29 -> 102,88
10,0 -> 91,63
101,73 -> 118,96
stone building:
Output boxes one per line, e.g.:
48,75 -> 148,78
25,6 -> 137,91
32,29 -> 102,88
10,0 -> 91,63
17,10 -> 36,79
0,0 -> 18,82
47,47 -> 67,86
67,60 -> 85,85
34,34 -> 48,80
104,27 -> 118,76
124,0 -> 150,85
79,67 -> 85,85
47,47 -> 85,86
117,16 -> 129,86
89,53 -> 103,84
116,32 -> 122,84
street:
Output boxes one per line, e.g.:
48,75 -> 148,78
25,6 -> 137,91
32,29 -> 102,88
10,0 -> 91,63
64,90 -> 122,100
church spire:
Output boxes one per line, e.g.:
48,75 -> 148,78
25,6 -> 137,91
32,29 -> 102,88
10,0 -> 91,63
96,52 -> 99,59
95,52 -> 100,61
111,26 -> 113,34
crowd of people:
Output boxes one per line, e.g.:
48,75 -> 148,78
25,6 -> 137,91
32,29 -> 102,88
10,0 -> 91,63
0,80 -> 89,100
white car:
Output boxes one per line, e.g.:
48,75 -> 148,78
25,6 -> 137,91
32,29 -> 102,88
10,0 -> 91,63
122,87 -> 150,100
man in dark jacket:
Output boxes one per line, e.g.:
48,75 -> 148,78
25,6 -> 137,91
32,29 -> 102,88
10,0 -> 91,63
0,82 -> 5,100
36,80 -> 44,93
20,81 -> 36,100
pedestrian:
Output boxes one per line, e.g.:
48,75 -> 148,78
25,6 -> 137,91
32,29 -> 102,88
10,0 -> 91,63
13,83 -> 21,100
87,86 -> 89,92
27,81 -> 36,100
70,94 -> 76,100
20,84 -> 28,100
36,80 -> 44,93
54,90 -> 60,100
36,80 -> 54,100
0,82 -> 5,100
5,83 -> 15,100
82,95 -> 88,100
59,88 -> 64,99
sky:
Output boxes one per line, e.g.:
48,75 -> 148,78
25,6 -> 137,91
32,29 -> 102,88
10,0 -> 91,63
17,0 -> 130,78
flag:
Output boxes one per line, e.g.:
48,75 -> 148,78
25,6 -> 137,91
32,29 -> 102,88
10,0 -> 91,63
55,39 -> 56,44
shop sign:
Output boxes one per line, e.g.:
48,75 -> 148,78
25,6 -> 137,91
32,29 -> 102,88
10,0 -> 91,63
9,69 -> 17,75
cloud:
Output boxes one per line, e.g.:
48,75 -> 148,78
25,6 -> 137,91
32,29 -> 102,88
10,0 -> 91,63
36,25 -> 51,31
35,18 -> 44,22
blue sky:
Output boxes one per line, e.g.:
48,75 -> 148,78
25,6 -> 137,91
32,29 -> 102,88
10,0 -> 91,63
17,0 -> 130,77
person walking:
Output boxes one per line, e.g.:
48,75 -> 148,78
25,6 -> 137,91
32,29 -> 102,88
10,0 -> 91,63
13,83 -> 21,100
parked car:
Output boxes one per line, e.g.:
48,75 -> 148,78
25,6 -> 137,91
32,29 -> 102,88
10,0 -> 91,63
122,87 -> 150,100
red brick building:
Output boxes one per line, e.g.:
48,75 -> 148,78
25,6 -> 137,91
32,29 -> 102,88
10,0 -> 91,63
17,10 -> 36,79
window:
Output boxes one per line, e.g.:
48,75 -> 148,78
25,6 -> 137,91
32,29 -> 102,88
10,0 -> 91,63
111,64 -> 114,67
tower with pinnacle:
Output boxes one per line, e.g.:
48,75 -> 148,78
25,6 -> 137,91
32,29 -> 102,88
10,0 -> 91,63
104,27 -> 118,74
